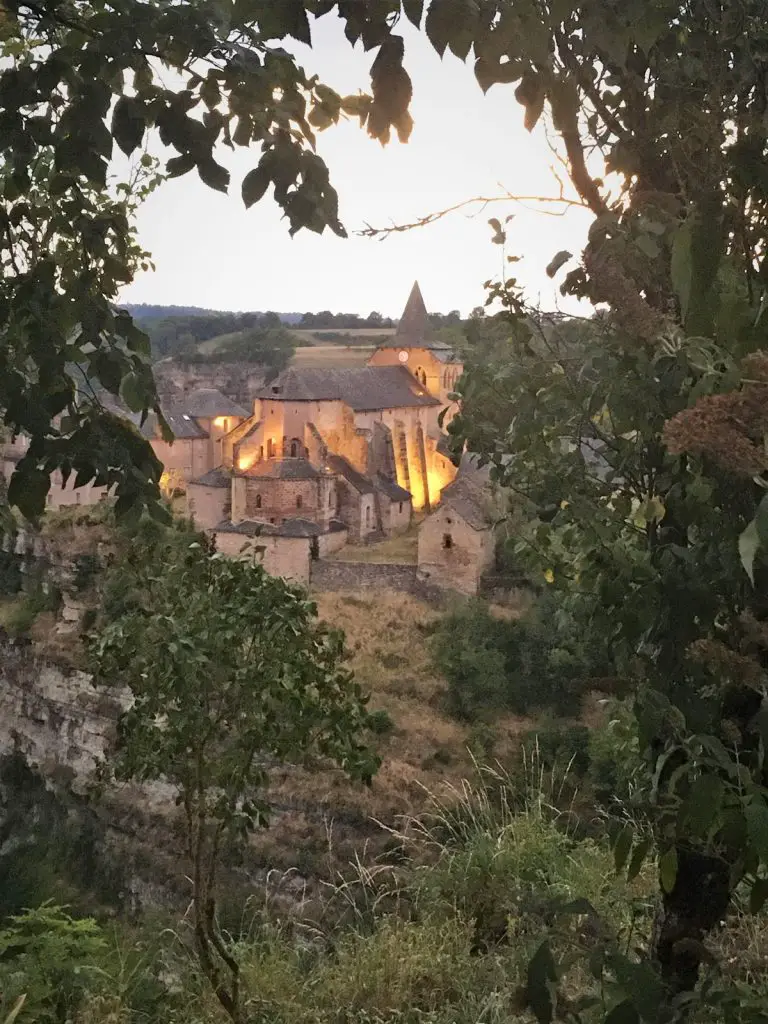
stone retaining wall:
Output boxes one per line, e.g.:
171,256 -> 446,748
310,560 -> 443,602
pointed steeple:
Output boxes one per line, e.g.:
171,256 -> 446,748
395,281 -> 431,346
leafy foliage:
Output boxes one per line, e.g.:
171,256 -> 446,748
431,596 -> 609,721
89,528 -> 379,1020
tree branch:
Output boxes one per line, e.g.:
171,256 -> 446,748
358,191 -> 588,239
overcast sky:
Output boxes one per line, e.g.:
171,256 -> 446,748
119,12 -> 594,318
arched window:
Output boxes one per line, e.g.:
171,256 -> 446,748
415,366 -> 427,387
290,440 -> 298,457
443,533 -> 453,549
328,491 -> 333,507
296,494 -> 303,509
267,438 -> 275,458
259,445 -> 264,461
365,505 -> 371,528
255,494 -> 262,509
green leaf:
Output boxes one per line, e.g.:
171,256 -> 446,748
546,250 -> 572,278
200,75 -> 221,109
671,218 -> 693,319
626,836 -> 652,882
659,847 -> 678,894
756,491 -> 768,548
424,0 -> 453,57
739,517 -> 760,586
613,824 -> 633,874
746,799 -> 768,863
197,157 -> 230,193
526,939 -> 558,1024
242,166 -> 271,209
111,96 -> 145,157
403,0 -> 424,26
604,1000 -> 639,1024
120,372 -> 146,413
7,465 -> 50,521
683,773 -> 723,838
749,877 -> 768,914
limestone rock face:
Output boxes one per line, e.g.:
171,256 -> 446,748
0,642 -> 130,794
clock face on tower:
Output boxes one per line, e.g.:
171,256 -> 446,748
398,350 -> 409,363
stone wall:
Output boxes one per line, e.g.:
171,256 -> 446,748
310,560 -> 442,602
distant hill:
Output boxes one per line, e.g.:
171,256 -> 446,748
120,303 -> 303,324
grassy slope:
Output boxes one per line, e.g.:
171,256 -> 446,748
255,589 -> 535,877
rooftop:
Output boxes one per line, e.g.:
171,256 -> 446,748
394,281 -> 431,347
214,517 -> 328,538
326,454 -> 374,495
177,388 -> 249,420
374,474 -> 412,502
240,457 -> 320,481
440,477 -> 494,531
259,366 -> 439,411
189,467 -> 232,488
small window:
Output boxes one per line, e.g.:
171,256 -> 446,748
255,494 -> 262,509
296,494 -> 303,509
328,491 -> 333,507
259,445 -> 264,461
270,517 -> 275,524
442,533 -> 453,550
398,502 -> 403,513
365,505 -> 371,528
290,440 -> 298,457
267,439 -> 275,458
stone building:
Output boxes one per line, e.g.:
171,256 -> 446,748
417,473 -> 499,596
204,282 -> 461,553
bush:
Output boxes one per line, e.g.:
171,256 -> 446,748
1,586 -> 60,637
0,549 -> 21,596
431,595 -> 607,721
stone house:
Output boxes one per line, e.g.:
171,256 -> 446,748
417,476 -> 498,596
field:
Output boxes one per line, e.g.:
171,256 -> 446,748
327,521 -> 421,563
289,344 -> 377,369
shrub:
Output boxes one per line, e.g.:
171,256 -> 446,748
0,550 -> 21,596
431,595 -> 607,721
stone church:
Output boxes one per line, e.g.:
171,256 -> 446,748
188,283 -> 463,559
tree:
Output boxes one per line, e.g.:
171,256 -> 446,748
412,0 -> 768,1011
0,0 -> 418,521
89,530 -> 379,1022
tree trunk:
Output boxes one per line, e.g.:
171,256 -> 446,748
651,846 -> 731,994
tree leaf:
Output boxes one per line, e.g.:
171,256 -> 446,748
526,939 -> 558,1024
120,372 -> 146,413
683,773 -> 723,838
242,166 -> 271,209
755,491 -> 768,548
111,95 -> 145,157
659,846 -> 678,894
403,0 -> 424,27
425,0 -> 453,57
604,999 -> 639,1024
746,799 -> 768,863
627,836 -> 652,882
671,218 -> 693,320
546,250 -> 572,278
613,823 -> 633,874
750,877 -> 768,915
197,157 -> 230,193
739,517 -> 760,586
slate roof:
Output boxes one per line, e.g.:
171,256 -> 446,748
440,478 -> 493,531
241,458 -> 320,481
326,454 -> 374,494
260,366 -> 439,411
189,467 -> 231,488
394,281 -> 431,346
374,474 -> 411,502
178,388 -> 249,419
426,344 -> 460,363
214,517 -> 325,538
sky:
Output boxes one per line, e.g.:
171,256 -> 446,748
119,12 -> 594,319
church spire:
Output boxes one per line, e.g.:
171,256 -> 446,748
395,281 -> 430,346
